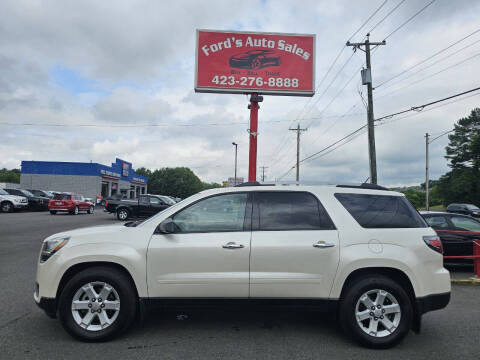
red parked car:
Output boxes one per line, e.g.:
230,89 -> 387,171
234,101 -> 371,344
48,193 -> 94,215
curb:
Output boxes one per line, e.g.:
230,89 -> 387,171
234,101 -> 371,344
451,278 -> 480,285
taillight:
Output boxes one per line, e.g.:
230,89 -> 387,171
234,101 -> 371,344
423,235 -> 443,254
105,201 -> 108,207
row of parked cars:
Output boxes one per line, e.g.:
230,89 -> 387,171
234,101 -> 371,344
0,188 -> 95,215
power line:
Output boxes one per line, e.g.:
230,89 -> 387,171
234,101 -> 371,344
378,89 -> 480,126
375,27 -> 480,89
375,86 -> 480,122
367,0 -> 406,34
280,86 -> 480,177
376,38 -> 480,92
375,51 -> 480,101
267,1 -> 390,165
383,0 -> 436,40
348,0 -> 389,42
0,113 -> 364,129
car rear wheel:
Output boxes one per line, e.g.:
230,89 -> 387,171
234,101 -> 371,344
88,206 -> 94,214
117,208 -> 130,221
1,201 -> 13,213
50,210 -> 57,215
339,275 -> 412,349
58,266 -> 137,342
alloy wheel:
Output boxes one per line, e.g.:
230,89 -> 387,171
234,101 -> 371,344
2,202 -> 12,212
355,289 -> 401,338
71,281 -> 120,331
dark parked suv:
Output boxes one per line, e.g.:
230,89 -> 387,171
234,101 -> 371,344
4,189 -> 49,211
446,203 -> 480,218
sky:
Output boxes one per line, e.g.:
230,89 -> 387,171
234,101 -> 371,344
1,0 -> 480,186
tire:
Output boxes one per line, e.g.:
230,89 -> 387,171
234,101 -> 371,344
339,275 -> 413,349
117,208 -> 130,221
1,201 -> 13,213
58,266 -> 137,342
88,206 -> 94,214
50,210 -> 57,215
70,206 -> 79,215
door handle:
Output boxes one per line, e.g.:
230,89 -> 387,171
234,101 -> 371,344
222,242 -> 244,249
313,241 -> 335,248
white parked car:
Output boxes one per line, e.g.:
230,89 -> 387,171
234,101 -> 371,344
0,188 -> 28,212
34,183 -> 450,348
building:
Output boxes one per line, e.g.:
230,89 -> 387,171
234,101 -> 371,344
20,158 -> 147,200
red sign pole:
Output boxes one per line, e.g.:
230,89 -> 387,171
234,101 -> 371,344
248,93 -> 262,182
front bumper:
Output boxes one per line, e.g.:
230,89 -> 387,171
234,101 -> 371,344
34,289 -> 57,319
13,203 -> 28,209
416,292 -> 450,315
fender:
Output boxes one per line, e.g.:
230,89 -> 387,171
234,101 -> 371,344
40,242 -> 148,299
329,243 -> 419,299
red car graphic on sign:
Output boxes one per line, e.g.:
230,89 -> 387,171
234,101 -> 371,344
229,49 -> 281,70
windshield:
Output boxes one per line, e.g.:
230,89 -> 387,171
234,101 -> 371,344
160,196 -> 176,205
20,190 -> 34,197
465,204 -> 479,210
0,189 -> 8,195
30,190 -> 43,196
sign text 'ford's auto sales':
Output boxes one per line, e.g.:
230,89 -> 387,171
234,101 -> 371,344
195,30 -> 315,96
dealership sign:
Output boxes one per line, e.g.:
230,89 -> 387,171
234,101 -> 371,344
195,30 -> 315,96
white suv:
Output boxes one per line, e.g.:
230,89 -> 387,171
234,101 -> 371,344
0,188 -> 28,212
34,183 -> 450,348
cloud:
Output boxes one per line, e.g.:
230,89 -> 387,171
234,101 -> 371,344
1,0 -> 480,186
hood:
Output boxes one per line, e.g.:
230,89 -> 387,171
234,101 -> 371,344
45,224 -> 125,242
0,194 -> 28,203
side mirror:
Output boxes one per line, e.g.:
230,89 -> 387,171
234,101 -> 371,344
157,218 -> 176,234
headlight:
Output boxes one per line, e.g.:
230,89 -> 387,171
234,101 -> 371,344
40,237 -> 69,263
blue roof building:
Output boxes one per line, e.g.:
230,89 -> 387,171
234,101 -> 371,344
20,158 -> 148,201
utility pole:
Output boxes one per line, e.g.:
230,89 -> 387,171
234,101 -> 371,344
425,133 -> 430,211
347,34 -> 386,184
259,166 -> 268,182
289,123 -> 307,182
232,142 -> 238,186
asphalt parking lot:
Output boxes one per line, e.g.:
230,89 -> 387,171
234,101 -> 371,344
0,210 -> 479,359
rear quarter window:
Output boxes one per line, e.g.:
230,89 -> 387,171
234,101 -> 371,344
334,193 -> 427,228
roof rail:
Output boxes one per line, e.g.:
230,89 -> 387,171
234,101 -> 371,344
234,181 -> 274,187
336,183 -> 390,191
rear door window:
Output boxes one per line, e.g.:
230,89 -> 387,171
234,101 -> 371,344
335,193 -> 427,228
424,215 -> 450,229
255,191 -> 335,231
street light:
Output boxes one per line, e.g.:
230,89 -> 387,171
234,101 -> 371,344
232,142 -> 238,186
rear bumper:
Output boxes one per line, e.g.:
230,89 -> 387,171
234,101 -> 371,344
416,292 -> 450,315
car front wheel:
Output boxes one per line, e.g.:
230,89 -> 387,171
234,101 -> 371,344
58,266 -> 137,342
88,206 -> 94,214
339,275 -> 412,348
1,201 -> 13,213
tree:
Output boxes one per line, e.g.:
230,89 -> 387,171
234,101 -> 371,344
436,108 -> 480,206
0,168 -> 21,183
445,108 -> 480,169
